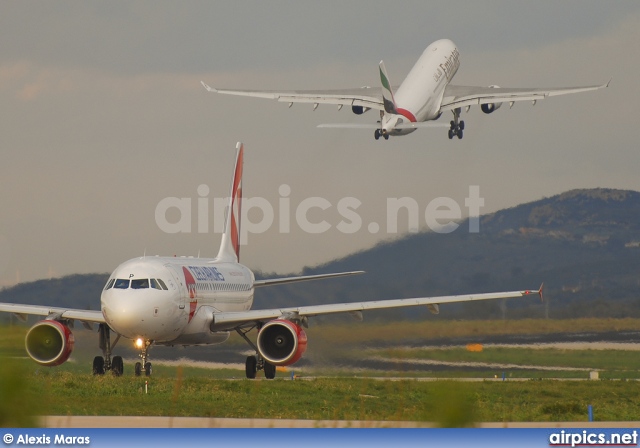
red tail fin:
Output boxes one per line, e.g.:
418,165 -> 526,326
216,143 -> 243,262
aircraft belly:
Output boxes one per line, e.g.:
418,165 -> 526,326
390,127 -> 417,136
163,304 -> 230,346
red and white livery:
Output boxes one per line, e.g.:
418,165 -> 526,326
0,143 -> 542,378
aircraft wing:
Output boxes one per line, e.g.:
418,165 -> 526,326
0,303 -> 105,324
210,286 -> 542,330
441,80 -> 610,111
201,81 -> 385,111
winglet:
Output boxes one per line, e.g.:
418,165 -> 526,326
521,283 -> 544,302
538,283 -> 544,302
200,81 -> 217,93
605,78 -> 612,88
379,60 -> 398,114
216,143 -> 243,263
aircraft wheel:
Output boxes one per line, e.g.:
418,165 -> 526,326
264,362 -> 276,380
245,355 -> 257,379
135,362 -> 142,377
448,129 -> 454,139
374,129 -> 380,140
457,129 -> 464,139
450,120 -> 455,129
383,133 -> 389,140
144,362 -> 152,377
459,120 -> 465,131
112,356 -> 124,377
92,356 -> 105,375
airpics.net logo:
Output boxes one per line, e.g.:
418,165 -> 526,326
155,184 -> 485,243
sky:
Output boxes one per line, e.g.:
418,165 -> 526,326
0,1 -> 639,284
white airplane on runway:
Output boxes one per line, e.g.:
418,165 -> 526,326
0,143 -> 542,379
201,39 -> 609,141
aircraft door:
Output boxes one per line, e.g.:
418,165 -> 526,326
165,264 -> 186,310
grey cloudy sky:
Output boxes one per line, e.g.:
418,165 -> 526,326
0,1 -> 638,284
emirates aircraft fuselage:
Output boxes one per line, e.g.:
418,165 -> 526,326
101,257 -> 254,345
383,39 -> 460,136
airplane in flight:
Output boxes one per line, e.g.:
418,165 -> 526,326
0,143 -> 542,378
201,39 -> 609,141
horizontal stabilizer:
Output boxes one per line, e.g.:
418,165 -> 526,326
318,123 -> 382,129
394,121 -> 450,129
254,271 -> 364,288
318,122 -> 449,130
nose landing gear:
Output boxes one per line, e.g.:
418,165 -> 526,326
134,338 -> 153,377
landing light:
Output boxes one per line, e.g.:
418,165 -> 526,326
135,338 -> 144,349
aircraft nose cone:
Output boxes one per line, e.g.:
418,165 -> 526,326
102,289 -> 181,341
102,293 -> 147,338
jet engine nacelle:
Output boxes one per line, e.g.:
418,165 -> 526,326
25,320 -> 74,366
351,105 -> 370,115
481,85 -> 502,114
256,319 -> 307,366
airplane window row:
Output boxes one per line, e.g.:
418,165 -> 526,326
104,278 -> 169,291
198,282 -> 249,292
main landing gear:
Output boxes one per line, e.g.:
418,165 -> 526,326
236,327 -> 276,379
374,114 -> 389,140
245,355 -> 276,379
448,107 -> 464,139
374,129 -> 389,140
134,338 -> 153,377
93,323 -> 124,376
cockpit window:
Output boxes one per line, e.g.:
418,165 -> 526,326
150,279 -> 161,290
104,279 -> 115,290
156,278 -> 168,290
131,279 -> 149,289
114,279 -> 130,289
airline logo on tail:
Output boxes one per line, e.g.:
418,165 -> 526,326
379,61 -> 397,115
379,61 -> 416,123
216,143 -> 244,263
230,144 -> 243,260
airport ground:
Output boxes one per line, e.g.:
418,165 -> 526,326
2,318 -> 640,427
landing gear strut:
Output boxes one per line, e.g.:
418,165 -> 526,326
93,323 -> 123,376
236,327 -> 276,379
374,113 -> 389,140
134,338 -> 153,377
374,129 -> 389,140
448,107 -> 464,139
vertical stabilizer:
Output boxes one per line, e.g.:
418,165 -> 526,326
216,142 -> 244,262
379,60 -> 398,114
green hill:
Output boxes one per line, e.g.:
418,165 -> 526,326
2,188 -> 640,321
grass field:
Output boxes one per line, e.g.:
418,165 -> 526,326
3,358 -> 640,426
1,319 -> 639,426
